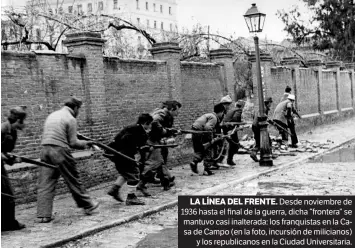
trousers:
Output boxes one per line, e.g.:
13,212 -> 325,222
37,145 -> 94,218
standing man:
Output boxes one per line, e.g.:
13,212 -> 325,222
189,103 -> 226,175
1,106 -> 27,231
107,113 -> 153,205
273,94 -> 301,148
250,97 -> 273,162
222,100 -> 245,165
37,97 -> 99,223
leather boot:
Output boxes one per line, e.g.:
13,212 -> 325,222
203,168 -> 214,176
189,162 -> 198,174
126,193 -> 145,205
137,181 -> 151,197
250,151 -> 259,162
107,185 -> 124,202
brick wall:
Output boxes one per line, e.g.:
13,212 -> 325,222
2,32 -> 355,204
1,33 -> 232,204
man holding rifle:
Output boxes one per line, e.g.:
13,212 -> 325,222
273,94 -> 301,148
37,97 -> 99,223
1,106 -> 27,231
189,103 -> 226,176
222,100 -> 245,166
107,113 -> 153,205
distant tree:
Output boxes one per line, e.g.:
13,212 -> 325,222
277,0 -> 355,62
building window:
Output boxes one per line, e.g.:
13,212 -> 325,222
68,6 -> 73,13
88,3 -> 92,12
77,4 -> 82,13
153,3 -> 156,11
160,5 -> 163,13
113,0 -> 118,9
170,23 -> 172,31
147,19 -> 150,27
136,0 -> 139,9
161,22 -> 163,30
154,20 -> 156,29
169,6 -> 171,15
137,18 -> 140,25
146,2 -> 148,10
98,1 -> 103,10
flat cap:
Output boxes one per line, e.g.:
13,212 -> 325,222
220,95 -> 233,104
64,96 -> 83,108
9,106 -> 27,120
264,97 -> 273,103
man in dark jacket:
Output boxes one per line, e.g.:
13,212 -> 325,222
222,100 -> 245,165
107,113 -> 153,205
1,106 -> 27,231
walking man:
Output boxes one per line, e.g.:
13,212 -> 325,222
280,86 -> 292,102
37,97 -> 99,223
1,106 -> 27,231
250,97 -> 273,162
107,113 -> 153,205
189,103 -> 226,175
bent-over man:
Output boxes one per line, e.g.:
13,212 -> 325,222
37,97 -> 99,223
107,113 -> 153,205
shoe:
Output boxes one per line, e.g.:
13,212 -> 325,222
107,185 -> 124,202
203,169 -> 214,176
126,194 -> 145,205
169,176 -> 175,182
227,160 -> 236,166
37,217 -> 53,223
289,144 -> 298,148
2,221 -> 26,231
189,162 -> 198,174
250,153 -> 259,162
137,183 -> 152,197
272,154 -> 279,159
84,201 -> 100,215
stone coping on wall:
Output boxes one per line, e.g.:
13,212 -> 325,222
341,107 -> 354,112
301,113 -> 321,119
1,50 -> 37,57
32,50 -> 68,55
323,110 -> 339,115
103,56 -> 166,64
181,61 -> 220,67
4,150 -> 94,173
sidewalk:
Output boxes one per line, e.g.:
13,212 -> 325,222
2,118 -> 355,248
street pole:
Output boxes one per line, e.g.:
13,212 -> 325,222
254,35 -> 273,166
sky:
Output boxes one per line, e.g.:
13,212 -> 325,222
176,0 -> 310,42
1,0 -> 311,42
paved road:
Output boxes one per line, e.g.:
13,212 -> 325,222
59,141 -> 355,248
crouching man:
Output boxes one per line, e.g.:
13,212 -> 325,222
107,113 -> 153,205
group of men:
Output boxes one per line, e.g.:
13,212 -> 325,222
1,88 -> 300,231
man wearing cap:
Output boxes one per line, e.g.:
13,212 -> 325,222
250,97 -> 273,162
1,106 -> 27,231
280,86 -> 292,102
220,95 -> 233,111
273,94 -> 301,147
221,100 -> 245,165
189,103 -> 226,175
37,97 -> 99,223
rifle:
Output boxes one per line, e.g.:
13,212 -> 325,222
203,125 -> 243,150
77,133 -> 138,164
166,128 -> 213,135
267,119 -> 294,137
7,153 -> 58,169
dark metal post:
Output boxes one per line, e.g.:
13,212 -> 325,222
254,36 -> 273,166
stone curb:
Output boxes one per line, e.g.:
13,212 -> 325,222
41,137 -> 355,248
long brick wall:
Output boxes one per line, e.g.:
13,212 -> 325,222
2,33 -> 354,204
